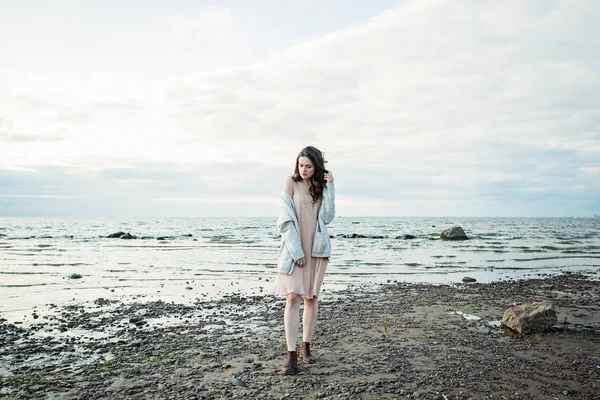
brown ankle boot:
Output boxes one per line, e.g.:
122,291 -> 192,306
300,342 -> 314,364
281,351 -> 298,375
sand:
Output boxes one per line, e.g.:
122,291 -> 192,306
1,272 -> 599,399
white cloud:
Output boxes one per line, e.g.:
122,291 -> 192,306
172,7 -> 248,43
1,0 -> 599,216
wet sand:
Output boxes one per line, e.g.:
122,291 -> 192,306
1,272 -> 599,399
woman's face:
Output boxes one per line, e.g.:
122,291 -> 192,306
298,156 -> 315,180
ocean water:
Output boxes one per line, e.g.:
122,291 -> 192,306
1,217 -> 599,322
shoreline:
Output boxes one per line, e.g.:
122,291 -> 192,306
1,272 -> 599,399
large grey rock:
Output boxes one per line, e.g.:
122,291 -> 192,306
441,226 -> 469,240
501,301 -> 557,334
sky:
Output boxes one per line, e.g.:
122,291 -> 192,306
0,0 -> 599,218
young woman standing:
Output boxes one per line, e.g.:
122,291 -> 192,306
273,146 -> 335,375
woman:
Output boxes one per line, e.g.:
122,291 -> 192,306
273,145 -> 335,375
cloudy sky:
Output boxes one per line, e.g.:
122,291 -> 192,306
0,0 -> 599,217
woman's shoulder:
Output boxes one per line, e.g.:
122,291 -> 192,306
282,175 -> 295,196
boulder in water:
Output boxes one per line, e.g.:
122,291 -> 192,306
107,231 -> 126,238
120,233 -> 137,239
441,226 -> 468,240
68,273 -> 83,279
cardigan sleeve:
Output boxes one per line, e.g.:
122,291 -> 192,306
319,182 -> 336,225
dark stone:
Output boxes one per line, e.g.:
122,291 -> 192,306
340,233 -> 368,238
462,276 -> 477,283
441,226 -> 469,240
129,316 -> 145,325
404,234 -> 417,239
107,231 -> 126,238
68,273 -> 83,279
94,298 -> 113,306
120,233 -> 136,239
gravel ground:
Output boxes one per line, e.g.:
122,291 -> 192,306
1,272 -> 599,399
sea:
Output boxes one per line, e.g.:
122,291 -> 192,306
1,217 -> 599,323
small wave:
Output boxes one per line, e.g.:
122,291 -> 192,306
0,282 -> 59,288
435,261 -> 467,265
32,263 -> 91,267
479,235 -> 514,240
514,255 -> 600,262
424,265 -> 468,269
540,246 -> 560,250
0,271 -> 57,275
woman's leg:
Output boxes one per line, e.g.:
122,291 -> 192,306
302,296 -> 318,343
284,293 -> 302,351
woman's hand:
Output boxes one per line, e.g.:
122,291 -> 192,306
295,257 -> 305,268
324,171 -> 334,183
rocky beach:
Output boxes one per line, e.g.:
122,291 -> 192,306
1,271 -> 599,399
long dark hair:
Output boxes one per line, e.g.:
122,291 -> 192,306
292,146 -> 328,204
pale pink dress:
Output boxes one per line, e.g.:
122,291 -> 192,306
272,179 -> 329,299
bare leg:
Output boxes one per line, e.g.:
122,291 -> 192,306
302,296 -> 318,343
284,293 -> 302,351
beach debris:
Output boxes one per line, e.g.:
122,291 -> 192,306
107,231 -> 126,238
232,377 -> 248,388
501,301 -> 557,334
452,311 -> 481,321
462,276 -> 477,283
68,273 -> 83,279
441,226 -> 469,240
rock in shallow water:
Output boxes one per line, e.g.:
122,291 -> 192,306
107,231 -> 126,238
441,226 -> 468,240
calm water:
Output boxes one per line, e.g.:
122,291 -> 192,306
1,217 -> 599,321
